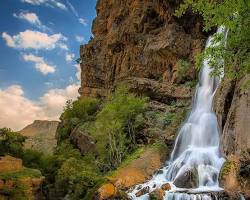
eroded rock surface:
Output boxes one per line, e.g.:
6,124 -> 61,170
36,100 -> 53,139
0,156 -> 44,200
214,75 -> 250,199
79,0 -> 208,100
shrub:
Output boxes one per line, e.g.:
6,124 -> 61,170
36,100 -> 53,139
55,157 -> 105,200
176,59 -> 189,82
93,85 -> 147,169
0,128 -> 26,157
163,113 -> 176,126
56,98 -> 99,142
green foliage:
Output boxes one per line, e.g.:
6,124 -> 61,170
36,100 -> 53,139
55,157 -> 105,200
176,59 -> 190,81
175,0 -> 250,83
93,85 -> 147,169
220,160 -> 234,178
0,128 -> 26,157
57,98 -> 99,142
163,113 -> 176,126
0,168 -> 41,180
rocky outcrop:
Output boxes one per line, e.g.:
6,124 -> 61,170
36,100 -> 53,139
214,75 -> 250,198
70,126 -> 96,155
0,156 -> 23,173
19,120 -> 59,154
79,0 -> 208,100
95,146 -> 167,199
0,156 -> 44,200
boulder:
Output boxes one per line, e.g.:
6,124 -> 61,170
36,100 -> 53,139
161,183 -> 171,191
173,168 -> 198,188
70,127 -> 96,155
108,147 -> 167,190
97,183 -> 117,199
149,188 -> 165,200
135,186 -> 150,197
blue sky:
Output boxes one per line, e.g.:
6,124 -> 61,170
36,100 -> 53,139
0,0 -> 97,130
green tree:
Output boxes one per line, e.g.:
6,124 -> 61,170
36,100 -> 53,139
94,85 -> 147,169
56,98 -> 99,142
55,157 -> 104,200
0,128 -> 26,157
175,0 -> 250,83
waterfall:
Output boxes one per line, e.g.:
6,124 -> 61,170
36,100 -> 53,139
128,27 -> 228,200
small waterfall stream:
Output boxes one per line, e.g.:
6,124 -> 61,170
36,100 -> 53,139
128,27 -> 227,200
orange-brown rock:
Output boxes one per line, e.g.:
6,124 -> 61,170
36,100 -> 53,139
161,183 -> 171,191
0,156 -> 23,173
107,147 -> 167,190
97,183 -> 117,199
135,186 -> 149,197
149,188 -> 165,200
79,0 -> 208,99
0,156 -> 44,200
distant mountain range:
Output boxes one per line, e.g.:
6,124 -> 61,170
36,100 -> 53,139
19,120 -> 59,154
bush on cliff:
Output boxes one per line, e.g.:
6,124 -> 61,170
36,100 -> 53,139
93,85 -> 147,169
56,98 -> 99,142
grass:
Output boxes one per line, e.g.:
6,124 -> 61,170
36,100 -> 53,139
0,168 -> 42,180
220,161 -> 234,178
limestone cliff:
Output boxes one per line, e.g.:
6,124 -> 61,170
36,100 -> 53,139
79,0 -> 209,100
19,120 -> 59,154
214,75 -> 250,198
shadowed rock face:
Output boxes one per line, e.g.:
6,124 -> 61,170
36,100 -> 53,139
214,75 -> 250,199
19,120 -> 59,154
79,0 -> 209,99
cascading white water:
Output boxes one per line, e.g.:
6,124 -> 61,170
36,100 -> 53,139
128,27 -> 227,200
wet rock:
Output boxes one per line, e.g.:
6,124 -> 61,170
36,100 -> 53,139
135,186 -> 150,197
214,75 -> 250,197
214,75 -> 250,157
161,183 -> 171,191
173,168 -> 198,188
149,188 -> 164,200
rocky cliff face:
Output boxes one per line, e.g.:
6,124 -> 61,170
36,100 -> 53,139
79,0 -> 209,100
214,75 -> 250,198
0,156 -> 44,200
19,120 -> 59,154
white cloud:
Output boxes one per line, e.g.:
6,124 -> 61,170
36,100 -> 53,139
40,84 -> 79,119
79,18 -> 87,26
0,84 -> 79,131
2,30 -> 68,50
75,35 -> 85,43
21,0 -> 67,10
74,64 -> 81,81
65,53 -> 75,62
23,53 -> 56,75
0,85 -> 44,130
13,11 -> 50,31
66,0 -> 78,17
